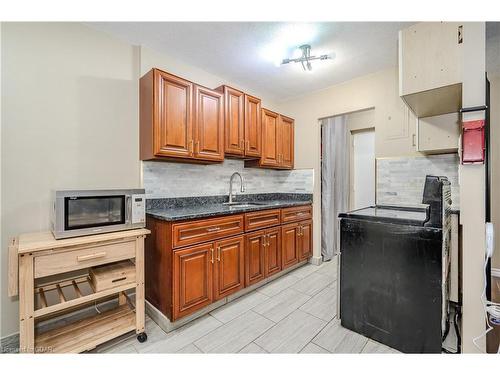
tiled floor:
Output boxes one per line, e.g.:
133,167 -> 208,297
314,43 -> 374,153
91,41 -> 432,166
95,256 -> 399,354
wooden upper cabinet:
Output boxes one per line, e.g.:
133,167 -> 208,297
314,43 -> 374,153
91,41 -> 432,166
244,94 -> 262,157
173,243 -> 213,320
260,108 -> 280,167
214,236 -> 245,300
140,69 -> 193,160
140,68 -> 223,163
216,86 -> 262,158
193,85 -> 224,161
278,115 -> 294,169
221,86 -> 245,156
246,109 -> 294,170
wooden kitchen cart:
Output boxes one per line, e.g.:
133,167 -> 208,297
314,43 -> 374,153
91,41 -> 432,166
8,228 -> 150,353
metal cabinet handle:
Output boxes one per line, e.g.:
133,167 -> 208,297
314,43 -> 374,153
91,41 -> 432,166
217,246 -> 221,262
195,141 -> 200,154
240,139 -> 245,149
77,252 -> 106,262
207,226 -> 221,232
262,235 -> 267,247
211,247 -> 214,264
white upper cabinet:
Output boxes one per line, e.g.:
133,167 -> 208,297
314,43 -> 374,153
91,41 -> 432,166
417,112 -> 461,154
399,22 -> 463,118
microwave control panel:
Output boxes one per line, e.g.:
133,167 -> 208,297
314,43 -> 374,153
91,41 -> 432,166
131,194 -> 146,224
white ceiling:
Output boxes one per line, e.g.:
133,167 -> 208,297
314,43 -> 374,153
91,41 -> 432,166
87,22 -> 500,101
87,22 -> 413,101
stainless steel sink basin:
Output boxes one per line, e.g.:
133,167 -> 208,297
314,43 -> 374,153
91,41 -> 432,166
223,202 -> 266,208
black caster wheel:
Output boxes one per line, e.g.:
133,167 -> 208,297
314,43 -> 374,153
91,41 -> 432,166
137,332 -> 148,343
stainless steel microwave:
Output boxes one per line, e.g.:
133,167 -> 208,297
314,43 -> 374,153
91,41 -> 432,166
52,189 -> 146,239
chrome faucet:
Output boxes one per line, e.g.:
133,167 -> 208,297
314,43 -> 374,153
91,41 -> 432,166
227,172 -> 245,204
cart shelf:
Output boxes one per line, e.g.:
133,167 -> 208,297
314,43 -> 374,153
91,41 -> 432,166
35,304 -> 136,353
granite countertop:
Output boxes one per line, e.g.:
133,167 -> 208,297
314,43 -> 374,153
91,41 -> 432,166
146,193 -> 313,222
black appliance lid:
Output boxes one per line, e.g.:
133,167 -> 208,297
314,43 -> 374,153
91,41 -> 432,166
338,205 -> 430,226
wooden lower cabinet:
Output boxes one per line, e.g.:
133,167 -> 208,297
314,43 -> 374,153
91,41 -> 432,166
264,227 -> 282,277
245,227 -> 282,286
298,220 -> 313,261
173,243 -> 214,320
214,236 -> 245,300
146,205 -> 312,322
281,220 -> 312,269
281,223 -> 299,269
173,236 -> 245,319
245,230 -> 266,286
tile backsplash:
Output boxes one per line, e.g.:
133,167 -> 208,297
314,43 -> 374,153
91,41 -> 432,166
143,159 -> 314,199
377,154 -> 460,209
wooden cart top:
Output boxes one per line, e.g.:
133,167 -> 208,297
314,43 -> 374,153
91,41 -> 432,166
16,228 -> 151,254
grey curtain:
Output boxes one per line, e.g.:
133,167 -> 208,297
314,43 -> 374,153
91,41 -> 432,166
321,115 -> 349,261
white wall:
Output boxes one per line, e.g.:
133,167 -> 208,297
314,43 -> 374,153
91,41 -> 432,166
459,22 -> 487,353
276,68 -> 419,262
1,22 -> 141,338
490,76 -> 500,270
138,45 -> 281,113
0,23 -> 291,339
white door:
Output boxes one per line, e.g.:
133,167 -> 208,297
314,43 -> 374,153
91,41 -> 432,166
352,129 -> 375,209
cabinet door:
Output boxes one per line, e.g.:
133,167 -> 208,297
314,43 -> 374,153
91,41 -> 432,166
154,69 -> 193,158
173,243 -> 213,320
214,236 -> 245,300
194,85 -> 224,161
244,94 -> 262,157
245,230 -> 266,286
265,228 -> 282,277
260,109 -> 280,167
298,220 -> 313,261
279,115 -> 294,169
281,223 -> 299,269
224,87 -> 245,156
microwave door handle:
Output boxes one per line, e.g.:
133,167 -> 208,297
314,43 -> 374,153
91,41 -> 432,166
126,195 -> 132,224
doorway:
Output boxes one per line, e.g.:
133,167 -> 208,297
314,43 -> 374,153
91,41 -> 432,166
350,129 -> 375,210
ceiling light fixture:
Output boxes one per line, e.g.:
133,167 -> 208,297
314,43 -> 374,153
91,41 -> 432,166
281,44 -> 332,71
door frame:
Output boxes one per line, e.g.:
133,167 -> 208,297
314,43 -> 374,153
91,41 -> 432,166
349,127 -> 376,210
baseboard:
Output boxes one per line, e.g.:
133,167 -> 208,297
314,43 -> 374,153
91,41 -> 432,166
492,268 -> 500,278
309,255 -> 323,266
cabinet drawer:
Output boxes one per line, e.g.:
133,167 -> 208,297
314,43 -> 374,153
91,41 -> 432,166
89,260 -> 136,292
172,215 -> 244,248
281,205 -> 312,224
34,240 -> 136,278
244,209 -> 281,231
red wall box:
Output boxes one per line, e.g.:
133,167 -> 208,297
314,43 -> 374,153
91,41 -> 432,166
462,119 -> 485,164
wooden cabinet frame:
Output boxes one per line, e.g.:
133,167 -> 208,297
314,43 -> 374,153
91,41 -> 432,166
141,68 -> 223,163
246,108 -> 294,170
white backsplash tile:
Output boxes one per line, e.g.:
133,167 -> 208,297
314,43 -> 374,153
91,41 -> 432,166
376,154 -> 460,209
143,159 -> 314,199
